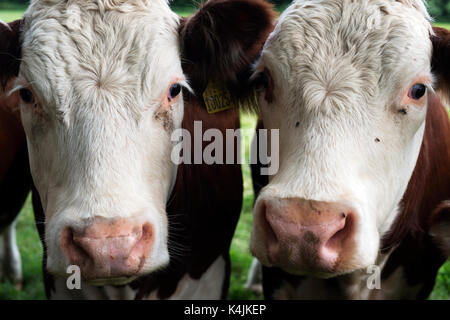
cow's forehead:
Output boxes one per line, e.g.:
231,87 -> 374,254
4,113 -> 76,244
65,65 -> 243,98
262,0 -> 433,95
19,0 -> 181,112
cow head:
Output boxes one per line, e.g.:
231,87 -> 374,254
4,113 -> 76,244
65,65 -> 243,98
249,0 -> 450,277
0,0 -> 274,285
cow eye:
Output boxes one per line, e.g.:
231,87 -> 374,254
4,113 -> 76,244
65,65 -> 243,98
408,84 -> 426,100
254,70 -> 274,103
168,83 -> 182,99
254,71 -> 270,89
19,88 -> 34,104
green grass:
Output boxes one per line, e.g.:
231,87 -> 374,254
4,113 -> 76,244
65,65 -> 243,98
430,261 -> 450,300
0,195 -> 45,300
228,113 -> 259,300
435,22 -> 450,29
0,7 -> 449,300
0,9 -> 23,22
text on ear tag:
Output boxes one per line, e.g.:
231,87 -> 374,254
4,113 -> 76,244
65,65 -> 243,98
203,81 -> 259,114
203,81 -> 234,114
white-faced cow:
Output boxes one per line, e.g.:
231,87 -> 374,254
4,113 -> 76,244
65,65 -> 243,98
0,0 -> 275,299
248,0 -> 450,299
0,19 -> 31,289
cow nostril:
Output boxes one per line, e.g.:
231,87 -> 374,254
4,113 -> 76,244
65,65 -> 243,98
325,213 -> 353,252
61,227 -> 91,267
130,223 -> 153,260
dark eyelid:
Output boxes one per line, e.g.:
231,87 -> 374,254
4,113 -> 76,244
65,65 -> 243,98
260,68 -> 274,103
254,71 -> 270,89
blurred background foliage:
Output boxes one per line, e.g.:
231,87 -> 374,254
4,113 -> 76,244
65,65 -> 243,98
428,0 -> 450,20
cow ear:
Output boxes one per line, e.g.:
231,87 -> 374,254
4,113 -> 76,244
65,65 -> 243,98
179,0 -> 276,93
430,201 -> 450,258
0,19 -> 22,90
431,27 -> 450,104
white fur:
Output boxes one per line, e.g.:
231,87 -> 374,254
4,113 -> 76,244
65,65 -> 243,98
0,218 -> 22,285
251,0 -> 434,274
146,255 -> 226,300
245,258 -> 262,293
18,0 -> 186,281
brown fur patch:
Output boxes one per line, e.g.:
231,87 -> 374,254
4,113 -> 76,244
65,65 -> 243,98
0,20 -> 24,180
179,0 -> 277,95
431,27 -> 450,104
0,91 -> 24,181
0,20 -> 22,89
0,19 -> 24,180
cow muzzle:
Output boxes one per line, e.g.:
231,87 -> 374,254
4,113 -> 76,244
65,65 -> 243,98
251,197 -> 357,276
60,217 -> 154,283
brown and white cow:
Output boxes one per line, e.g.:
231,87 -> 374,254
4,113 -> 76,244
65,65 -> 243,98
248,0 -> 450,299
0,0 -> 275,299
0,20 -> 31,288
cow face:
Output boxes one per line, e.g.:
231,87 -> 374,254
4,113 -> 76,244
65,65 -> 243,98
250,0 -> 450,277
17,0 -> 186,284
0,0 -> 275,284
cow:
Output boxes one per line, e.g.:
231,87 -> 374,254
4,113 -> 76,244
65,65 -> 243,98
247,0 -> 450,299
0,0 -> 276,299
0,29 -> 32,288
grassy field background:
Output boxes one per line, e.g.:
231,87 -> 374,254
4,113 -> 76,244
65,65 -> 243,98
0,7 -> 449,300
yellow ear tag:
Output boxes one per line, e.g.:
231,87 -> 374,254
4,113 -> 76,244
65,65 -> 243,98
203,81 -> 234,114
202,81 -> 259,114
